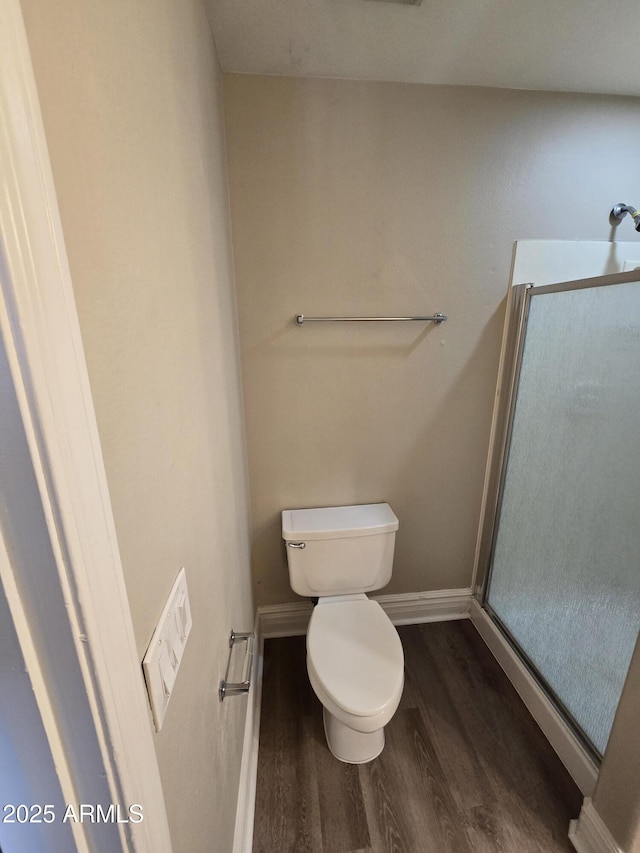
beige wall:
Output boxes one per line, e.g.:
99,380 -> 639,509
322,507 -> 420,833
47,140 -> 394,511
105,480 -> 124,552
594,632 -> 640,852
223,74 -> 640,606
21,1 -> 253,850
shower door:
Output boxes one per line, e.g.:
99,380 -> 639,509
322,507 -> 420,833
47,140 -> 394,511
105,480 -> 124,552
481,270 -> 640,759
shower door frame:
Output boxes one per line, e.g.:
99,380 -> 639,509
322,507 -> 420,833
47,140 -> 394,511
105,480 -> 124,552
472,268 -> 640,769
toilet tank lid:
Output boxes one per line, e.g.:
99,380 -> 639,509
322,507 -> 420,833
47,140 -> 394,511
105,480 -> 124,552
282,503 -> 398,541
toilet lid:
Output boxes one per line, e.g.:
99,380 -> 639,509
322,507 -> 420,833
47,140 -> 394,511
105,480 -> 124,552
307,600 -> 404,718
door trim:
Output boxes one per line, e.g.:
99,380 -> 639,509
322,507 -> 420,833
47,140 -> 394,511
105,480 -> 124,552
0,0 -> 171,848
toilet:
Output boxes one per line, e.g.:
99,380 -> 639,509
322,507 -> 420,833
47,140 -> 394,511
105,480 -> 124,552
282,503 -> 404,764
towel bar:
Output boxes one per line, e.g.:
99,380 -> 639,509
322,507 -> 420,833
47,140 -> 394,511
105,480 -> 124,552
219,630 -> 254,701
294,313 -> 447,325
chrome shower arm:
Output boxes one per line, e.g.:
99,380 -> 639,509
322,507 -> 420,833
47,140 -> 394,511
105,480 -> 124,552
611,203 -> 640,232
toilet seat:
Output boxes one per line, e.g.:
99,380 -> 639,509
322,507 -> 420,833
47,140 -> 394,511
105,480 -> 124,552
306,598 -> 404,723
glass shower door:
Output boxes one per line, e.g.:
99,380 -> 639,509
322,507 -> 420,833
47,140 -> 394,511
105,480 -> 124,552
484,273 -> 640,757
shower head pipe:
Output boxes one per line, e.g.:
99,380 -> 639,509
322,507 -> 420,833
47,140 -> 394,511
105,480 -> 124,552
611,203 -> 640,232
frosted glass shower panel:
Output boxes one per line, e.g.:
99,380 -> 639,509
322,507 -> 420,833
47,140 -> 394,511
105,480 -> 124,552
486,280 -> 640,756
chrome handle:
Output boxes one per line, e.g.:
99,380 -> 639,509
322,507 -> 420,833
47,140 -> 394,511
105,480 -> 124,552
219,630 -> 255,701
287,541 -> 306,549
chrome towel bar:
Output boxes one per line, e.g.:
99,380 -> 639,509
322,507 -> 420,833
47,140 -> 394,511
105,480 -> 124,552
219,630 -> 254,701
295,313 -> 447,325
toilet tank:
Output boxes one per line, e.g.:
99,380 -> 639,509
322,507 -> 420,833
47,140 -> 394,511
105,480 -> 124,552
281,503 -> 399,598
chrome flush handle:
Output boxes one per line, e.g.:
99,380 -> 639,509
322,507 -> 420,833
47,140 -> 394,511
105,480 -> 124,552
287,541 -> 306,549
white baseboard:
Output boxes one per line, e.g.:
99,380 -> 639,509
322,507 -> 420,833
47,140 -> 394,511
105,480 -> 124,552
569,799 -> 623,853
374,588 -> 472,625
257,600 -> 313,638
469,599 -> 598,796
258,588 -> 472,638
232,613 -> 263,853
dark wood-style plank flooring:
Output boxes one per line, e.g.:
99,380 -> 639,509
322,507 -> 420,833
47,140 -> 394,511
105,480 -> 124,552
253,620 -> 582,853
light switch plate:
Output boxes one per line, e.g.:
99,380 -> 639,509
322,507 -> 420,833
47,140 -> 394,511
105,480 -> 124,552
142,567 -> 193,730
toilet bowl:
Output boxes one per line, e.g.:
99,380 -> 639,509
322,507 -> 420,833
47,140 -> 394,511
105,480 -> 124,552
282,503 -> 404,763
307,595 -> 404,763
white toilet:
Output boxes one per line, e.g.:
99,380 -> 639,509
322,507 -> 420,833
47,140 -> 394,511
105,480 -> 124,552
282,502 -> 404,764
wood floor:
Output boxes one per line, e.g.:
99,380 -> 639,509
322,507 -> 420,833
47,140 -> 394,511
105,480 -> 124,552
252,620 -> 583,853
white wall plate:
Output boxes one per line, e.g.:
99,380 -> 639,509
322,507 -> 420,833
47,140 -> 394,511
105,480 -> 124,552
142,568 -> 193,730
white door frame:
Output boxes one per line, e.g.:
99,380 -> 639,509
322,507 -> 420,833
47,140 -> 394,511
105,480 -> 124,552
0,0 -> 172,849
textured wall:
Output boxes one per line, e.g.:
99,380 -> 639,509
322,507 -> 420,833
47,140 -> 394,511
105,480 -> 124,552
223,74 -> 640,606
21,1 -> 253,850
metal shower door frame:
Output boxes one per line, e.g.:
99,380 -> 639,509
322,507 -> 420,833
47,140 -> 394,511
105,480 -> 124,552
474,266 -> 640,601
472,267 -> 640,760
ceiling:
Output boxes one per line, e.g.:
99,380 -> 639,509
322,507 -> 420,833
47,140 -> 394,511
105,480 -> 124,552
206,0 -> 640,97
